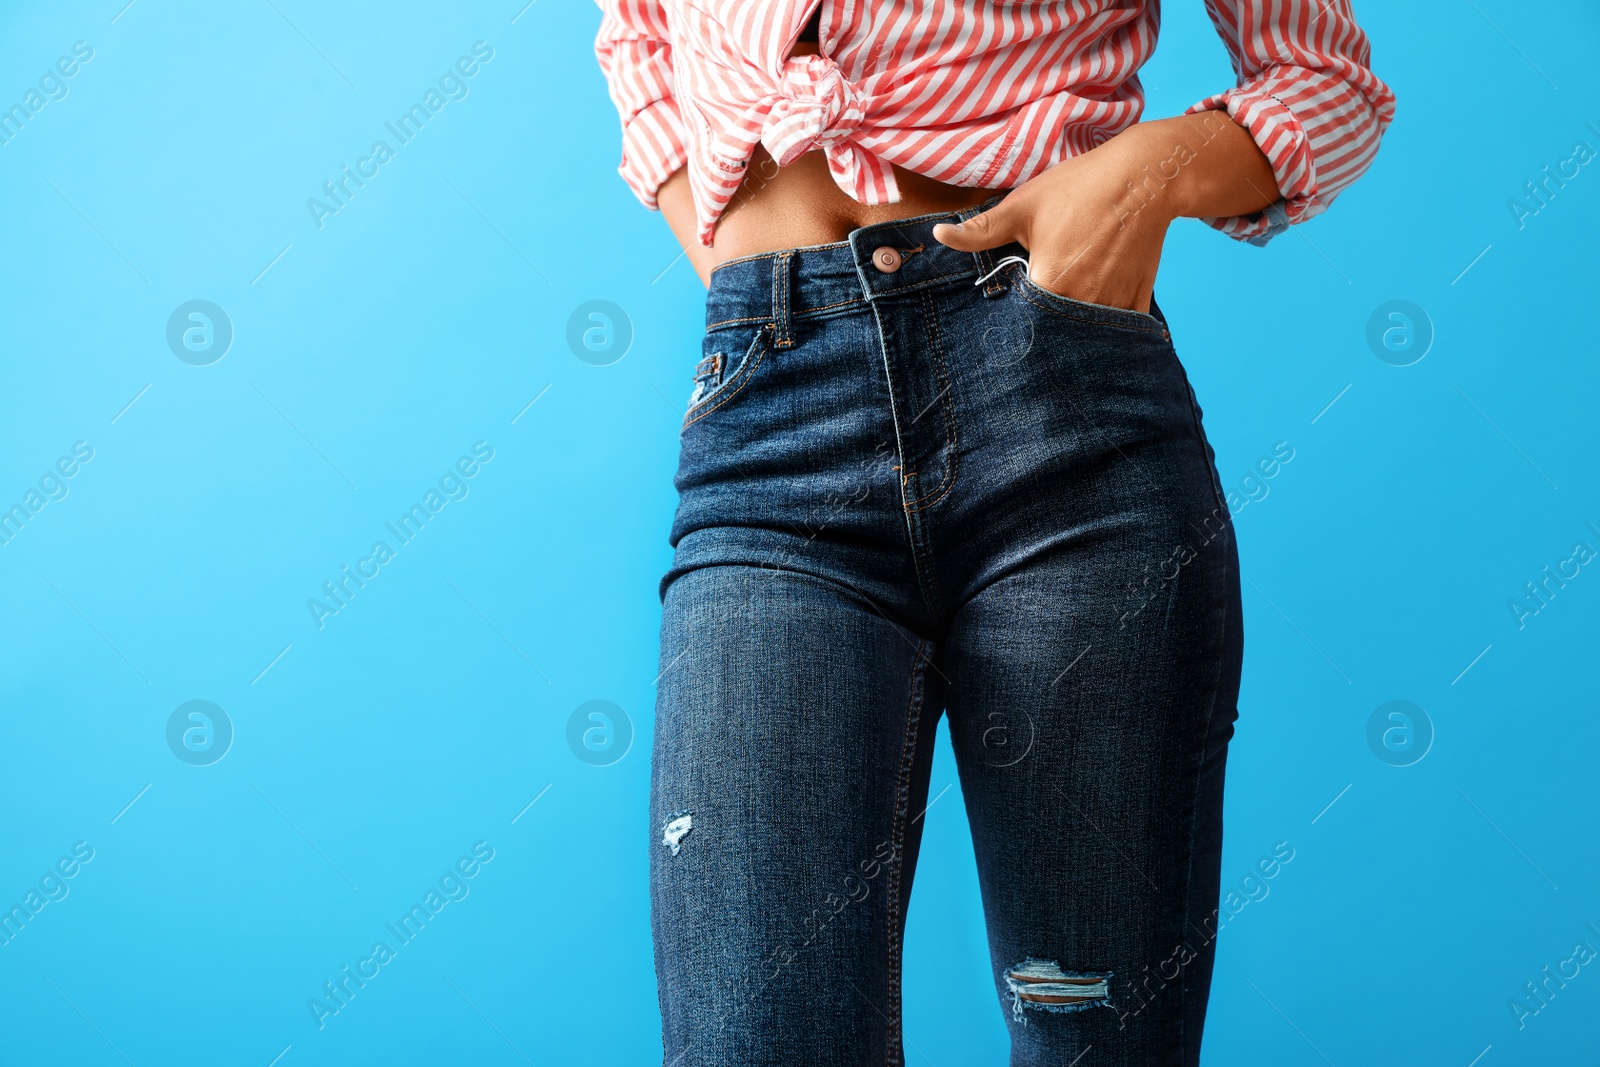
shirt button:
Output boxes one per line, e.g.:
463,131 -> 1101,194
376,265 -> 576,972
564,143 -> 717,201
871,246 -> 902,273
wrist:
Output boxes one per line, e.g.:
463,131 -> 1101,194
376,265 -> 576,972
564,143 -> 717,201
1099,121 -> 1189,226
1111,112 -> 1280,222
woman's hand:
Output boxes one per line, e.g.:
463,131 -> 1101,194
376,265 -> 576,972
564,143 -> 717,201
933,112 -> 1282,314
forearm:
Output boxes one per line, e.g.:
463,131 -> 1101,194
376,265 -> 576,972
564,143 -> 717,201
934,108 -> 1286,313
1104,111 -> 1282,225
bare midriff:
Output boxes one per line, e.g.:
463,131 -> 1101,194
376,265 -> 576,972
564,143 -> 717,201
657,37 -> 1006,284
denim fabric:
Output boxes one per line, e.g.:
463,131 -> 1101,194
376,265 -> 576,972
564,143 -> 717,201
650,203 -> 1244,1067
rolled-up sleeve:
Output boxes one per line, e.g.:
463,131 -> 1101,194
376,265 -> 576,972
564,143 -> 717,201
594,0 -> 688,210
1188,0 -> 1396,244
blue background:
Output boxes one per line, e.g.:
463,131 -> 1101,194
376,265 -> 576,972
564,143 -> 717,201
1,1 -> 1596,1063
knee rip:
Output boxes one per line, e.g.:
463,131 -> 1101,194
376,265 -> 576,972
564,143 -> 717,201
661,812 -> 693,856
1005,959 -> 1114,1023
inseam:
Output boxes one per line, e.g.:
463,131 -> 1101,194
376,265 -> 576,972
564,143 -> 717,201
883,639 -> 930,1067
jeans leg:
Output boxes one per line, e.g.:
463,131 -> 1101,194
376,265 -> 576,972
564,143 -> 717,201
651,563 -> 945,1067
942,524 -> 1243,1067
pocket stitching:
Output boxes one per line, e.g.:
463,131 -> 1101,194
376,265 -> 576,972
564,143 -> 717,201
1012,270 -> 1166,336
683,327 -> 769,429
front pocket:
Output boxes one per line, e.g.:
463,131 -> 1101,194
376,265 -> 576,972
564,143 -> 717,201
686,352 -> 725,409
1012,268 -> 1168,337
683,323 -> 770,429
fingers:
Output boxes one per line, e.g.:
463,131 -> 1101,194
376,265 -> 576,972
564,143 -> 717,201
932,202 -> 1022,252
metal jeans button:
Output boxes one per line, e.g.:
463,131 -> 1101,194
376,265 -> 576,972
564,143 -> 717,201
871,246 -> 902,273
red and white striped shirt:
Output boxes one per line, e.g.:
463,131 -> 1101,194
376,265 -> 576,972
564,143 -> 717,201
594,1 -> 1394,247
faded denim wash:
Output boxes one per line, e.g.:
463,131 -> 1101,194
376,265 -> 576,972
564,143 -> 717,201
650,201 -> 1244,1067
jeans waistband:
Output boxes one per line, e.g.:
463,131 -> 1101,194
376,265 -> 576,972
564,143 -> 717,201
703,195 -> 1017,342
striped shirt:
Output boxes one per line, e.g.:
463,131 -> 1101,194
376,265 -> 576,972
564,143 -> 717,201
594,1 -> 1394,247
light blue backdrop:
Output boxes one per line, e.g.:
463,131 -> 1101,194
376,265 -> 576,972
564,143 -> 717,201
1,1 -> 1596,1063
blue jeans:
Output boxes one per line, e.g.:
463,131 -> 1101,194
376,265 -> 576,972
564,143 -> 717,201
650,202 -> 1243,1067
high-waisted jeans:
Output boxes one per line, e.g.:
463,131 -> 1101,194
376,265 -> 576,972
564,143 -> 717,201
649,202 -> 1244,1067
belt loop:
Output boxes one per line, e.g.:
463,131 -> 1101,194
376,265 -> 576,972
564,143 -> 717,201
974,247 -> 1006,298
961,196 -> 1009,298
771,251 -> 796,349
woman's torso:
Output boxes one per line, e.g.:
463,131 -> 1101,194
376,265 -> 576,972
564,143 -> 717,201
706,9 -> 998,268
707,149 -> 1000,272
649,0 -> 1158,265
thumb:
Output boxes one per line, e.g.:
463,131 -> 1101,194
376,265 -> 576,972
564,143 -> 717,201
932,202 -> 1022,252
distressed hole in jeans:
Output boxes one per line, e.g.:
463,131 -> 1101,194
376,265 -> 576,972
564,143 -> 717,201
662,812 -> 693,856
1004,959 -> 1114,1023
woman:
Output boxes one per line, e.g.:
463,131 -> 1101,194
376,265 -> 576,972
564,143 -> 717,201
595,3 -> 1392,1064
